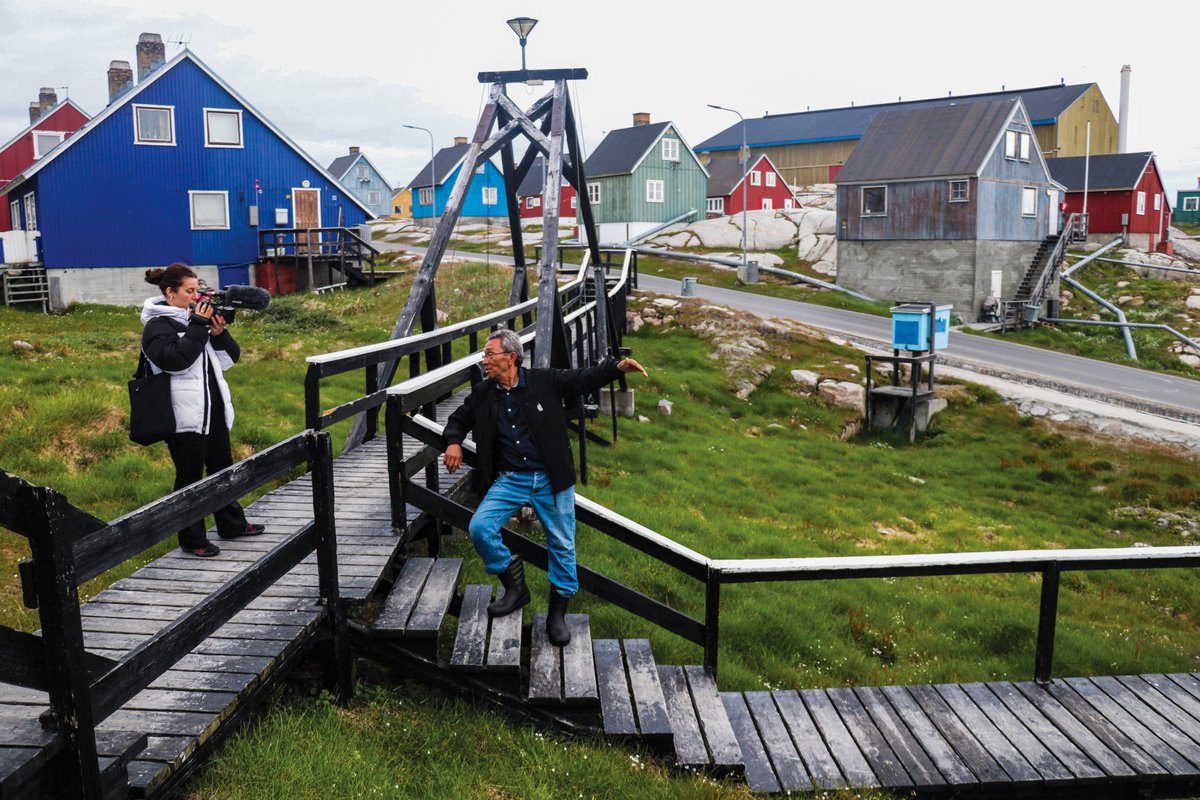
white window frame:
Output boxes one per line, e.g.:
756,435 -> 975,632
9,199 -> 21,230
862,185 -> 887,216
1019,132 -> 1032,161
133,104 -> 175,146
203,108 -> 243,148
1021,187 -> 1038,218
784,197 -> 794,209
646,179 -> 664,203
570,196 -> 577,209
661,138 -> 680,162
1005,130 -> 1018,159
587,183 -> 601,204
482,186 -> 498,206
762,198 -> 773,210
476,164 -> 486,174
765,171 -> 777,187
189,190 -> 230,230
32,130 -> 65,159
1184,197 -> 1200,212
1136,191 -> 1146,215
366,190 -> 382,206
949,180 -> 969,203
356,164 -> 370,182
418,187 -> 434,207
526,197 -> 541,209
22,193 -> 37,231
707,197 -> 725,215
1153,193 -> 1161,211
749,171 -> 761,186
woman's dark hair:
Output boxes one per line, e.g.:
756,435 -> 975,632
144,263 -> 197,294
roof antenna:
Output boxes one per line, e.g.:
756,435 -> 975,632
1060,77 -> 1065,85
1001,85 -> 1005,91
167,34 -> 190,52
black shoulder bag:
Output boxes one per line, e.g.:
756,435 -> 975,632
128,351 -> 176,445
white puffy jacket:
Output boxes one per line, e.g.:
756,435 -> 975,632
140,298 -> 237,434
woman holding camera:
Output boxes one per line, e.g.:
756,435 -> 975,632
141,263 -> 264,557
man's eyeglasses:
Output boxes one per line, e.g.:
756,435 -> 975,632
480,350 -> 510,362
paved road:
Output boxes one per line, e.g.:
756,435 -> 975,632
378,239 -> 1200,420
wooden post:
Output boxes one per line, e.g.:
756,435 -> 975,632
1034,563 -> 1060,685
304,364 -> 321,430
309,432 -> 353,704
385,395 -> 406,535
704,566 -> 721,678
533,81 -> 569,370
26,486 -> 103,800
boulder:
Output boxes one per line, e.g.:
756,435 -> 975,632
818,379 -> 865,411
657,399 -> 674,416
1179,354 -> 1200,369
790,369 -> 820,388
1186,296 -> 1200,310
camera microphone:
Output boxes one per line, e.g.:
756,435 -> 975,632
221,284 -> 272,311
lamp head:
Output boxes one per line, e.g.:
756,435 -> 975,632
506,17 -> 538,42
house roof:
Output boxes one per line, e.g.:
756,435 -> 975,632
0,50 -> 374,216
515,155 -> 576,196
406,143 -> 471,189
329,150 -> 393,189
0,98 -> 90,157
696,83 -> 1093,152
584,122 -> 672,178
1046,152 -> 1155,191
834,98 -> 1023,183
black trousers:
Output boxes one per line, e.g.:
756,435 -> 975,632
165,417 -> 247,548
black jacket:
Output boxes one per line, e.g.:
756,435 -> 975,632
444,360 -> 622,494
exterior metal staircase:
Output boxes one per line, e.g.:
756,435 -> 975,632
1,265 -> 50,312
1001,213 -> 1087,332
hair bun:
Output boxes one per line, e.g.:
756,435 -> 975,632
144,268 -> 166,286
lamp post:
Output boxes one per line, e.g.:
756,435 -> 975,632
506,17 -> 538,71
708,104 -> 748,274
403,124 -> 437,232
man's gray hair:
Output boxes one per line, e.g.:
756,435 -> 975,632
486,329 -> 524,366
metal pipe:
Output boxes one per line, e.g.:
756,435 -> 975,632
632,244 -> 875,301
1060,274 -> 1137,359
1085,256 -> 1200,276
624,209 -> 699,246
1061,237 -> 1124,277
1042,317 -> 1200,353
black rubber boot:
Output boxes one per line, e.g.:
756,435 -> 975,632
487,557 -> 531,617
547,588 -> 571,646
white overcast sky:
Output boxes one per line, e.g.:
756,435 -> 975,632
2,0 -> 1197,199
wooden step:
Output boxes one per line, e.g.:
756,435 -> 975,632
449,584 -> 492,672
591,639 -> 672,744
682,666 -> 743,772
658,666 -> 708,767
372,558 -> 462,655
721,692 -> 781,793
594,639 -> 637,737
527,614 -> 596,705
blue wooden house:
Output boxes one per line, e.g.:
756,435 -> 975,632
0,46 -> 371,307
405,137 -> 508,224
834,98 -> 1062,321
328,147 -> 392,218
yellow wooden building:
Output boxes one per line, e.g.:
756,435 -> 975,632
390,187 -> 412,219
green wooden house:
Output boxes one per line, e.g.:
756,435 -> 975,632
583,113 -> 708,244
1177,182 -> 1200,225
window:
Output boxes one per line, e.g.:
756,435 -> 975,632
1005,130 -> 1032,161
1184,197 -> 1200,212
569,196 -> 577,209
1153,193 -> 1161,211
765,171 -> 776,187
1020,133 -> 1031,161
762,198 -> 773,210
367,191 -> 381,206
707,197 -> 725,215
203,109 -> 242,147
646,179 -> 664,203
862,185 -> 887,216
33,131 -> 64,158
587,183 -> 600,204
476,164 -> 486,174
784,198 -> 794,209
749,171 -> 761,186
189,191 -> 229,229
949,180 -> 969,202
482,186 -> 498,206
9,199 -> 20,231
23,193 -> 36,231
526,197 -> 541,209
356,164 -> 370,182
393,204 -> 404,215
134,104 -> 174,145
1005,131 -> 1018,159
1021,187 -> 1037,217
661,138 -> 680,162
418,187 -> 434,206
1136,191 -> 1146,215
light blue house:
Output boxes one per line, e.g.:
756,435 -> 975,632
328,147 -> 391,219
406,137 -> 508,223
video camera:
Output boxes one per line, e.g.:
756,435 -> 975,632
195,284 -> 271,323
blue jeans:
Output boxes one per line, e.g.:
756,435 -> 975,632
468,470 -> 577,596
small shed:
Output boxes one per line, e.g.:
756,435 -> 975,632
705,153 -> 797,218
516,155 -> 577,221
1047,152 -> 1172,252
835,98 -> 1062,322
390,187 -> 412,220
328,147 -> 393,219
405,137 -> 509,225
583,113 -> 708,244
1177,181 -> 1200,226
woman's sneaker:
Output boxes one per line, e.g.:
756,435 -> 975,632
182,541 -> 220,557
219,523 -> 266,540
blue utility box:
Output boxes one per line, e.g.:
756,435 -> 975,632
890,303 -> 951,351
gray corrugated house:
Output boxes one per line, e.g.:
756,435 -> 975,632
835,98 -> 1063,321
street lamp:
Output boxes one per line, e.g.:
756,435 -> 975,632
403,124 -> 437,232
708,104 -> 749,274
506,17 -> 538,70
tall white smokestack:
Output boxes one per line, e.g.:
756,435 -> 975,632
1118,64 -> 1131,154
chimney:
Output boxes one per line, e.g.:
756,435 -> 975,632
1118,64 -> 1131,154
349,146 -> 360,154
107,60 -> 134,103
453,136 -> 467,145
28,102 -> 41,124
632,112 -> 650,127
38,88 -> 58,113
136,33 -> 166,81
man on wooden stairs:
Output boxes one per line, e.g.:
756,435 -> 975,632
442,329 -> 647,646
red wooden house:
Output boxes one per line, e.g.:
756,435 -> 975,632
1047,152 -> 1172,252
705,154 -> 798,218
1,92 -> 90,233
516,155 -> 577,220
